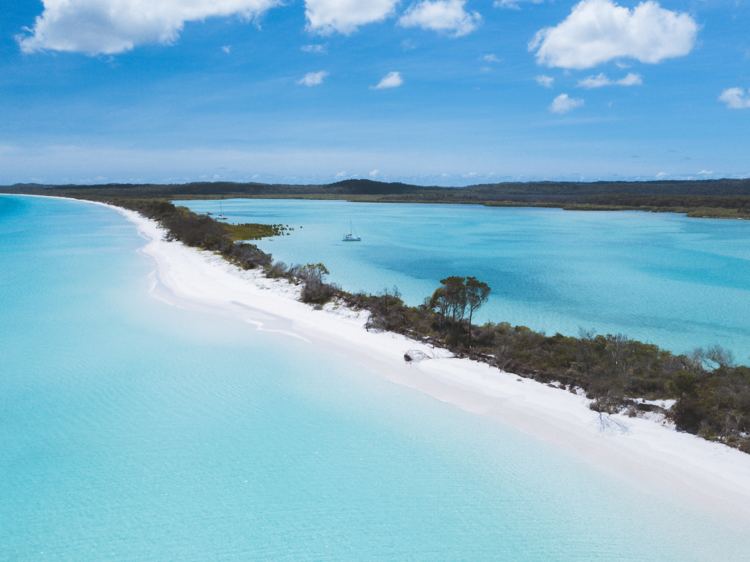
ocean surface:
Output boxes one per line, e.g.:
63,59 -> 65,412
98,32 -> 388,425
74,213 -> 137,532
180,199 -> 750,362
2,194 -> 750,561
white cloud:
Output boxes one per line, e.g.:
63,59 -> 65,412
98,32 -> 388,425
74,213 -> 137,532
301,44 -> 327,54
298,71 -> 329,86
719,88 -> 750,109
536,75 -> 554,88
398,0 -> 482,38
529,0 -> 698,70
579,74 -> 611,88
616,72 -> 643,86
656,171 -> 668,179
494,0 -> 543,9
369,169 -> 380,178
697,170 -> 714,175
305,0 -> 399,35
402,38 -> 418,50
549,93 -> 584,114
371,71 -> 403,89
17,0 -> 280,55
222,45 -> 231,54
482,53 -> 501,63
578,72 -> 642,88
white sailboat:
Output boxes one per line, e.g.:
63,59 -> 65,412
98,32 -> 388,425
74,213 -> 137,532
343,220 -> 361,241
215,201 -> 227,220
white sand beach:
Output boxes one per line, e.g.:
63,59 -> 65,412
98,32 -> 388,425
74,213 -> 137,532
100,201 -> 750,522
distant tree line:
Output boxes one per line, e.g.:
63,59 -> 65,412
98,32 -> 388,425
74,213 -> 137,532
4,179 -> 750,221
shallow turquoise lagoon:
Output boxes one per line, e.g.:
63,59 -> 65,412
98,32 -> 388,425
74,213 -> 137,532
180,199 -> 750,362
2,195 -> 749,561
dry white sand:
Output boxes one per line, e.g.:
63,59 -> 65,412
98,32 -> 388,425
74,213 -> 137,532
33,196 -> 750,522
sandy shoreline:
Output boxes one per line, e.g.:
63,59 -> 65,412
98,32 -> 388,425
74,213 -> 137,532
21,195 -> 750,521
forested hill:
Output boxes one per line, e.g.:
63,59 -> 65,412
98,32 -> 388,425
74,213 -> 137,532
4,178 -> 750,218
6,177 -> 750,198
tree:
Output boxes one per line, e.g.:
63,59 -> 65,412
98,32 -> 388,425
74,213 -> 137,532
429,276 -> 468,341
690,345 -> 736,371
465,276 -> 491,348
667,370 -> 697,398
379,285 -> 401,316
299,263 -> 335,303
576,328 -> 596,377
428,286 -> 450,329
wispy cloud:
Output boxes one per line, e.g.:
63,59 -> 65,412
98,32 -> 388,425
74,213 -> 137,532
494,0 -> 544,10
301,44 -> 327,54
577,72 -> 642,88
298,71 -> 329,86
221,45 -> 231,54
401,39 -> 418,50
536,75 -> 554,88
371,71 -> 403,89
481,54 -> 501,63
549,93 -> 584,114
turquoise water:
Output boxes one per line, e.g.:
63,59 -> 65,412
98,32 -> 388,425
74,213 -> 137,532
180,199 -> 750,362
2,195 -> 750,560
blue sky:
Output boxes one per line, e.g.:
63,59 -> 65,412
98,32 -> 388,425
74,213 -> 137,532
1,0 -> 749,186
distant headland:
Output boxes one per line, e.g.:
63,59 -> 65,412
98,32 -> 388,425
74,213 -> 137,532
3,177 -> 750,219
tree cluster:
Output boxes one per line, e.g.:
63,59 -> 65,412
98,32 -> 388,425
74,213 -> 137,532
74,196 -> 750,454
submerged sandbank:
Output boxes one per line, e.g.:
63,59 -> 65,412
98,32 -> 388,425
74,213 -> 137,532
58,197 -> 750,522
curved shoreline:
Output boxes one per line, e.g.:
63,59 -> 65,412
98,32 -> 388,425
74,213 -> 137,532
13,194 -> 750,522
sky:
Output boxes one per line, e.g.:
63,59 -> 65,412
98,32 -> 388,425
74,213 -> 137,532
1,0 -> 749,186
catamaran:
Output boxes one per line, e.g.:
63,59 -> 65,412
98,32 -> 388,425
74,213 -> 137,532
343,220 -> 361,241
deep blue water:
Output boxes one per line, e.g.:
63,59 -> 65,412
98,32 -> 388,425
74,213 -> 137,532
179,199 -> 750,362
2,195 -> 750,560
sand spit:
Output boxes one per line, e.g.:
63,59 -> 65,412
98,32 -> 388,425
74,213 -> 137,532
34,196 -> 750,522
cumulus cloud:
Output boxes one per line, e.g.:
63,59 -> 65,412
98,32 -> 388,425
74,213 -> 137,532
398,0 -> 482,38
298,71 -> 329,86
369,169 -> 380,178
578,72 -> 642,88
17,0 -> 280,55
549,93 -> 584,114
536,75 -> 554,88
529,0 -> 698,70
305,0 -> 399,35
482,53 -> 501,63
371,71 -> 403,89
301,44 -> 327,54
718,88 -> 750,109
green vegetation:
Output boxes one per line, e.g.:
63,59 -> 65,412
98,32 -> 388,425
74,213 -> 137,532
8,190 -> 748,453
226,222 -> 291,241
4,177 -> 750,220
112,198 -> 276,270
339,283 -> 750,454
